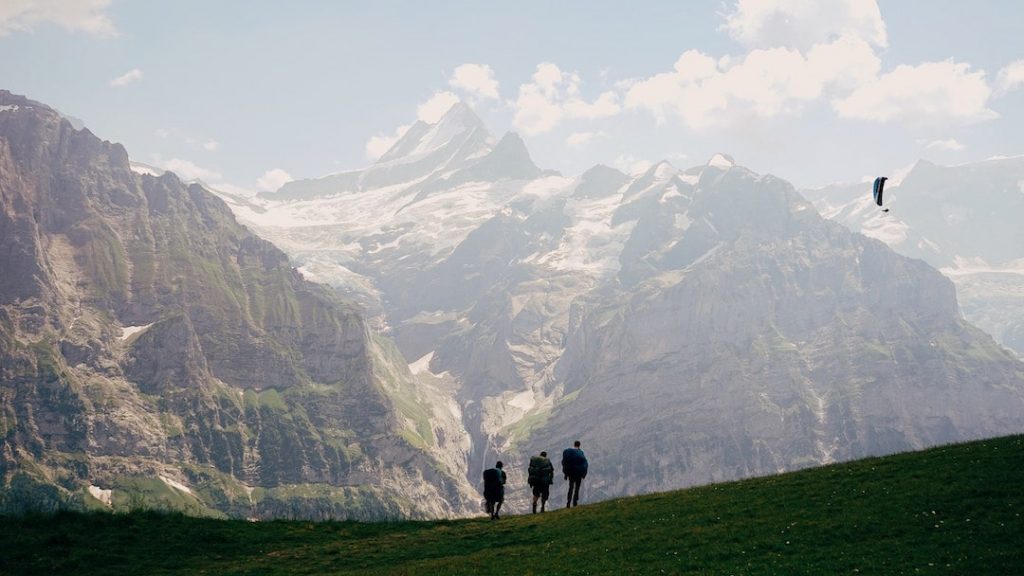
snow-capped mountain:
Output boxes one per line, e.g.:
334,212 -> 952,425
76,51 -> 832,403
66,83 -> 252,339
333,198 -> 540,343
213,103 -> 1024,507
803,157 -> 1024,356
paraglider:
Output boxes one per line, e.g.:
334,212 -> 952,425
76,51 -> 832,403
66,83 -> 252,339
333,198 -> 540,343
872,176 -> 889,212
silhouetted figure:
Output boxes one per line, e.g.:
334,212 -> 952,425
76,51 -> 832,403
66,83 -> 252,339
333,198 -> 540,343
482,461 -> 506,519
528,451 -> 555,513
561,440 -> 588,508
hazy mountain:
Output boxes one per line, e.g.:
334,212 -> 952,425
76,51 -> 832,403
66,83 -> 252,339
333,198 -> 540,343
0,91 -> 477,519
220,104 -> 1024,507
802,157 -> 1024,356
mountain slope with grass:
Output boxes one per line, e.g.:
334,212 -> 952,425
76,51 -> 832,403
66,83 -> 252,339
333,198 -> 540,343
0,90 -> 476,519
2,434 -> 1021,575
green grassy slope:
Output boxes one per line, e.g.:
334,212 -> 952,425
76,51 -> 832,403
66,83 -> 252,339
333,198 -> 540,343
1,435 -> 1021,575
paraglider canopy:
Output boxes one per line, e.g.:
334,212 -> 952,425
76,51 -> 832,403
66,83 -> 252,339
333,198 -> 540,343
873,176 -> 889,212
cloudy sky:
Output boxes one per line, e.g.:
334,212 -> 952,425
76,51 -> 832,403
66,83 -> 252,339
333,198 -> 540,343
3,0 -> 1023,193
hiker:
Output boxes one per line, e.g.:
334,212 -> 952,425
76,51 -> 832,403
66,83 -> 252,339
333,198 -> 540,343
482,461 -> 506,519
561,440 -> 588,508
527,450 -> 555,513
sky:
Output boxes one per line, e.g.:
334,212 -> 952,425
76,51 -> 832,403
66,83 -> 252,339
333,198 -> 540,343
2,0 -> 1023,193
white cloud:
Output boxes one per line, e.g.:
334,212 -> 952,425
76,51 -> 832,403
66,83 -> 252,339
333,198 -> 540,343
110,68 -> 143,87
208,182 -> 257,198
564,91 -> 621,119
152,156 -> 222,182
921,138 -> 966,151
996,60 -> 1024,95
0,0 -> 116,37
614,154 -> 653,176
722,0 -> 886,51
417,91 -> 460,123
512,63 -> 622,135
256,168 -> 293,192
450,63 -> 500,100
834,60 -> 996,124
365,124 -> 411,160
202,140 -> 220,152
625,35 -> 880,129
154,128 -> 171,138
566,131 -> 606,147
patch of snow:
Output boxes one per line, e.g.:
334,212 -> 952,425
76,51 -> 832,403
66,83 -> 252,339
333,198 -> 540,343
941,256 -> 1024,276
0,105 -> 21,113
659,186 -> 684,204
707,153 -> 734,169
508,390 -> 536,411
408,111 -> 480,158
677,173 -> 700,185
88,485 -> 113,507
160,475 -> 193,495
861,218 -> 909,245
534,191 -> 635,276
702,216 -> 719,236
686,241 -> 726,270
886,162 -> 916,186
409,352 -> 435,375
653,161 -> 676,179
519,175 -> 574,201
674,212 -> 692,231
130,162 -> 164,176
120,323 -> 153,340
447,398 -> 463,421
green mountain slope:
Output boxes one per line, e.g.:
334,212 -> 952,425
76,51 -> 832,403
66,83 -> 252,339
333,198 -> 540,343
3,434 -> 1020,575
0,90 -> 475,519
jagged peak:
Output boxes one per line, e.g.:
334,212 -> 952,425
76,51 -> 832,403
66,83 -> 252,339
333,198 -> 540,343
436,101 -> 484,128
648,160 -> 678,179
581,163 -> 628,182
574,164 -> 631,199
488,131 -> 533,163
706,153 -> 735,169
376,101 -> 491,165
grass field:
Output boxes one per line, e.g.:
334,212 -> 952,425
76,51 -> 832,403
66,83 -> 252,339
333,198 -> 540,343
1,435 -> 1021,575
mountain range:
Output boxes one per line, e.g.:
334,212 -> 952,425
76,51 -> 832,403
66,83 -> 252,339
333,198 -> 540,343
221,102 -> 1024,503
3,90 -> 1024,517
802,158 -> 1024,358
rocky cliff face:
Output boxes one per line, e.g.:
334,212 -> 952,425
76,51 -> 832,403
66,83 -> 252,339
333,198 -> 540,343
221,106 -> 1024,511
527,163 -> 1024,499
802,158 -> 1024,358
0,91 -> 477,518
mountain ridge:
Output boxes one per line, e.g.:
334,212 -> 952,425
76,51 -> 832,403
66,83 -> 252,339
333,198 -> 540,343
0,90 -> 477,519
217,101 -> 1024,508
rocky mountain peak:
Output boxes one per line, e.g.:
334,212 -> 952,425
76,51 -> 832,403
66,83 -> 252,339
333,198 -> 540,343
377,101 -> 491,166
573,164 -> 630,199
455,131 -> 542,181
706,153 -> 736,169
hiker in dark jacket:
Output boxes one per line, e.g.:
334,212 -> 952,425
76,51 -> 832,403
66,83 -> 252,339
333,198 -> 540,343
482,461 -> 506,519
561,440 -> 588,508
527,451 -> 555,513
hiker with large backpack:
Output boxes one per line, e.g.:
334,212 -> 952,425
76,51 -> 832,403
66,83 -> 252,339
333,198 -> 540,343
527,451 -> 555,513
561,440 -> 588,508
482,461 -> 506,520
